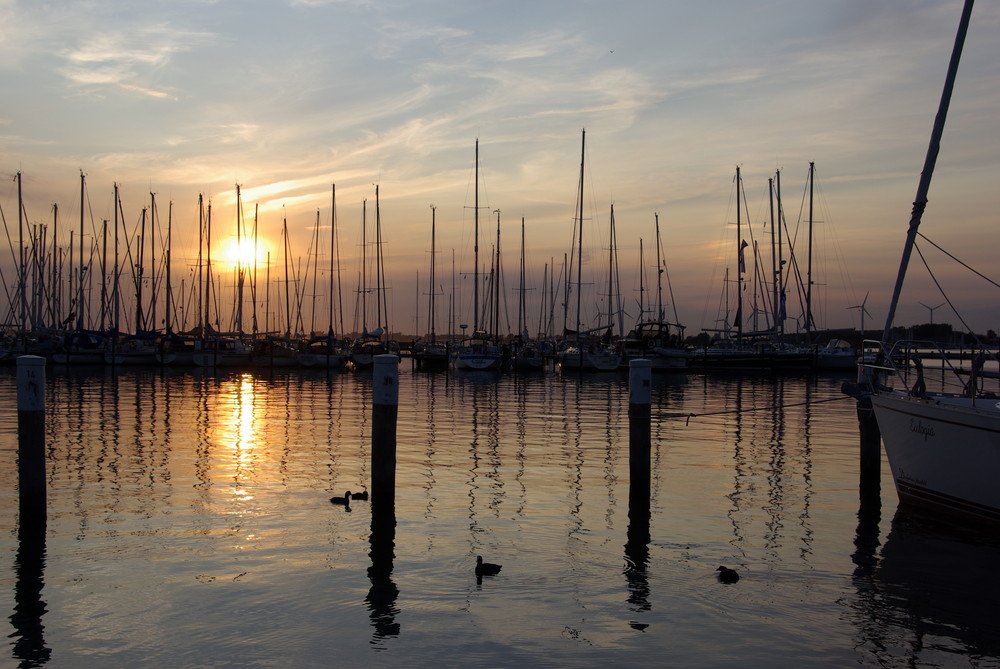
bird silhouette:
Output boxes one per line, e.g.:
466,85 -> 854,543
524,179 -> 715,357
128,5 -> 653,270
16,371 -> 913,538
716,565 -> 740,583
475,555 -> 502,578
351,490 -> 369,501
329,491 -> 352,506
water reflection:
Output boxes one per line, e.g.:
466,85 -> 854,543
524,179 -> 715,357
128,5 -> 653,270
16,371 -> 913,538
625,419 -> 651,618
852,509 -> 1000,665
719,375 -> 817,570
366,509 -> 400,646
3,367 -> 999,665
10,514 -> 49,667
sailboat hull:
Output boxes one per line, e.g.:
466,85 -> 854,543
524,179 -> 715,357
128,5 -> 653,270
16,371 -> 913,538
871,390 -> 1000,524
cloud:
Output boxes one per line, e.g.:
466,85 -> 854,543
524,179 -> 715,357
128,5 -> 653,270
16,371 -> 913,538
58,23 -> 214,97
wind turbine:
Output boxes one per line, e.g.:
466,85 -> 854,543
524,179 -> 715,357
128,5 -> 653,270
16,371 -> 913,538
919,301 -> 946,324
847,292 -> 872,334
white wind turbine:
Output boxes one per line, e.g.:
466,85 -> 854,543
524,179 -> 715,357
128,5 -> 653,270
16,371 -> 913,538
848,292 -> 872,335
919,301 -> 946,324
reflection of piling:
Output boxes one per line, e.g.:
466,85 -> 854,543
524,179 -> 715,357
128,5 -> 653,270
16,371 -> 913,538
853,399 -> 882,578
17,356 -> 47,526
12,514 -> 50,665
366,508 -> 400,642
371,354 -> 398,518
628,359 -> 652,506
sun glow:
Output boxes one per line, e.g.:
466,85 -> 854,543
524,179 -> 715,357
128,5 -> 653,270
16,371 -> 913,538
219,236 -> 270,272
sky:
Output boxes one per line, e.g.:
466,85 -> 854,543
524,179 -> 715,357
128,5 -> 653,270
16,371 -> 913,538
2,0 -> 998,338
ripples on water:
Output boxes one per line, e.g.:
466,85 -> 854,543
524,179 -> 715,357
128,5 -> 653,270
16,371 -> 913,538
1,365 -> 999,667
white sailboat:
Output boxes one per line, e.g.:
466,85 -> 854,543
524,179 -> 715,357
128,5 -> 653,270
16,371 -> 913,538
557,130 -> 622,373
856,0 -> 1000,525
453,139 -> 506,372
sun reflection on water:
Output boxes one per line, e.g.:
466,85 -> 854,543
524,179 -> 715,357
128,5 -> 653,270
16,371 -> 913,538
210,373 -> 261,491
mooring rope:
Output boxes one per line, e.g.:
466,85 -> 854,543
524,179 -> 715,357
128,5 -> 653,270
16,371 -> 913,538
658,395 -> 854,426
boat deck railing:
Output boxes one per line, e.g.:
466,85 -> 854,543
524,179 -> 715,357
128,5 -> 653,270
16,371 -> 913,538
860,339 -> 1000,398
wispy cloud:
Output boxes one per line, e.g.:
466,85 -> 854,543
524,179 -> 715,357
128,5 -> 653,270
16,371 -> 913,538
58,23 -> 215,98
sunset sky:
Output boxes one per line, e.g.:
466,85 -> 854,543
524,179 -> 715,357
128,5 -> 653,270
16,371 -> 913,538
2,0 -> 998,336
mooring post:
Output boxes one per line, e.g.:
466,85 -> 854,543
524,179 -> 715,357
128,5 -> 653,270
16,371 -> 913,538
628,359 -> 652,505
368,354 -> 399,637
17,356 -> 47,527
857,398 -> 882,488
371,354 -> 399,518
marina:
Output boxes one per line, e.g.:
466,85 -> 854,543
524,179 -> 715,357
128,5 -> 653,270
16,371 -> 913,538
2,2 -> 999,666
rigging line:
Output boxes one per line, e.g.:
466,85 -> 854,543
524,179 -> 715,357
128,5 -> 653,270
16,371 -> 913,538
657,395 -> 852,425
916,231 -> 1000,289
913,242 -> 985,349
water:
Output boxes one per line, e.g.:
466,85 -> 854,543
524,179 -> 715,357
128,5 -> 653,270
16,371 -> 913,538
1,364 -> 999,668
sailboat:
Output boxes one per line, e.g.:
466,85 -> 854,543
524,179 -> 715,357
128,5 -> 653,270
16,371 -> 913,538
557,130 -> 622,373
412,205 -> 450,371
512,216 -> 547,371
349,186 -> 398,369
453,139 -> 506,372
620,213 -> 687,371
855,0 -> 1000,525
299,185 -> 347,369
192,194 -> 252,368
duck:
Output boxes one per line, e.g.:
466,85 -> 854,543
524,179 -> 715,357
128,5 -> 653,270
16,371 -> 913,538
716,565 -> 740,583
350,490 -> 369,501
475,555 -> 502,577
329,491 -> 352,506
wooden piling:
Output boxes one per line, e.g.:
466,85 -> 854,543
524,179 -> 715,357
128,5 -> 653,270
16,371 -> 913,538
628,359 -> 652,506
857,397 -> 882,490
17,356 -> 46,526
371,354 -> 398,518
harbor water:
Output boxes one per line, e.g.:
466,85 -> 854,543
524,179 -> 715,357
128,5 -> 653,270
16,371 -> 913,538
2,364 -> 999,667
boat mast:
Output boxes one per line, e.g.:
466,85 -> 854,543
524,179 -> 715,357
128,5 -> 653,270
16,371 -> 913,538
311,207 -> 321,335
518,215 -> 526,338
882,0 -> 973,342
334,184 -> 337,337
769,177 -> 778,340
234,184 -> 245,335
575,129 -> 585,339
493,208 -> 501,338
150,192 -> 157,332
113,183 -> 121,334
205,200 -> 213,335
136,206 -> 146,333
638,237 -> 645,322
251,204 -> 259,336
474,139 -> 480,333
805,161 -> 815,335
165,201 -> 173,335
17,171 -> 25,334
283,213 -> 291,338
375,184 -> 386,339
197,194 -> 204,337
50,203 -> 58,328
429,205 -> 437,342
776,169 -> 786,338
735,166 -> 744,341
654,213 -> 663,321
77,171 -> 86,331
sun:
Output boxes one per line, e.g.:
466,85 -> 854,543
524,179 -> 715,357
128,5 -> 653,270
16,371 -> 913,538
219,236 -> 268,272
